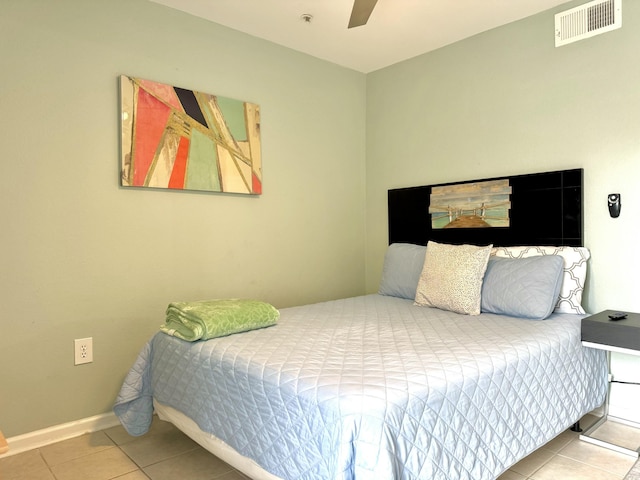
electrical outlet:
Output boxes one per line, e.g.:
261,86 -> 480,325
74,337 -> 93,365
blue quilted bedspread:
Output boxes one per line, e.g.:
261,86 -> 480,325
114,294 -> 607,480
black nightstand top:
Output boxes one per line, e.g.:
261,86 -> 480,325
582,310 -> 640,353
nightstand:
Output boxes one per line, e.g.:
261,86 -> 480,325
581,310 -> 640,457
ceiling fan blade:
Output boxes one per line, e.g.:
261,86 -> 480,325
348,0 -> 379,28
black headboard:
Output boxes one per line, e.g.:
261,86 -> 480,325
388,169 -> 583,247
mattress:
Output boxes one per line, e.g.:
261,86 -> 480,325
114,294 -> 607,480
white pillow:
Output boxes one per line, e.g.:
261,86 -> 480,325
491,246 -> 590,314
415,241 -> 493,315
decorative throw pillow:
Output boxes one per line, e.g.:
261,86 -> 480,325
491,246 -> 590,314
378,243 -> 427,300
414,241 -> 493,315
481,256 -> 564,320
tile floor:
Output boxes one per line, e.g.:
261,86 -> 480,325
1,414 -> 639,480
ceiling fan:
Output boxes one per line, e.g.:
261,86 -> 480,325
348,0 -> 379,28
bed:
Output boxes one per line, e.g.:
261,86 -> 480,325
114,168 -> 607,480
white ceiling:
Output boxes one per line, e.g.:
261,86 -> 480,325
150,0 -> 575,73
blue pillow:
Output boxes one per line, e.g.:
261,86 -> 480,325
378,243 -> 427,300
481,255 -> 564,320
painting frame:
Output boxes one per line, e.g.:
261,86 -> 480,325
119,75 -> 262,195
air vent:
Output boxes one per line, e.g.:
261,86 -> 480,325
555,0 -> 621,47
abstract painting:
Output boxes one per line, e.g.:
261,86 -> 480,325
429,179 -> 511,229
120,76 -> 262,194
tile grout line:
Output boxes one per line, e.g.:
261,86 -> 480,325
37,448 -> 59,480
554,451 -> 635,478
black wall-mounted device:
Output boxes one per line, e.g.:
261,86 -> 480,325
608,193 -> 621,218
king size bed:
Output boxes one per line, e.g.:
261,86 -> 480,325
114,169 -> 607,480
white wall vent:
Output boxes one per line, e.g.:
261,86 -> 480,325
555,0 -> 621,47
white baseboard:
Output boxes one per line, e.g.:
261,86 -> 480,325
2,412 -> 121,457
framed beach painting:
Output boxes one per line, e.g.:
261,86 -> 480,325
120,75 -> 262,195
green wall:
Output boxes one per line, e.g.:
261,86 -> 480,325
365,0 -> 640,305
0,0 -> 366,437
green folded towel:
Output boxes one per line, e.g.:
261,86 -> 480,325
160,299 -> 279,341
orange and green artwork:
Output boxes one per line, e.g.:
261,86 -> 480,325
120,76 -> 262,194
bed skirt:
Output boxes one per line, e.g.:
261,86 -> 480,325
154,400 -> 283,480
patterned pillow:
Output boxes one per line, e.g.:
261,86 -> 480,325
414,241 -> 493,315
491,246 -> 591,314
